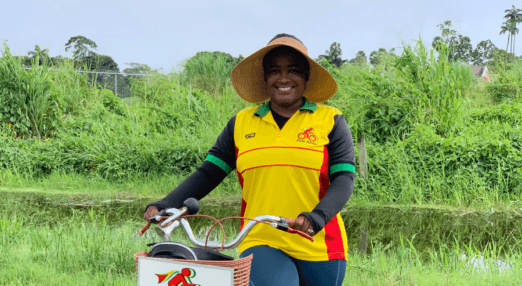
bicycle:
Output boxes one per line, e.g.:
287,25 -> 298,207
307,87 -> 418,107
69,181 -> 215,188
136,198 -> 314,286
297,128 -> 317,142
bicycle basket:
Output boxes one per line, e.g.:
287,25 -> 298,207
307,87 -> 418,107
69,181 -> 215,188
134,251 -> 253,286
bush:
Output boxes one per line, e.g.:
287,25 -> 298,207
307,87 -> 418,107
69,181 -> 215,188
0,44 -> 62,138
485,62 -> 522,102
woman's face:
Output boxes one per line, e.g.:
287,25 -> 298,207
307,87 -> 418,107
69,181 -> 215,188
264,53 -> 308,109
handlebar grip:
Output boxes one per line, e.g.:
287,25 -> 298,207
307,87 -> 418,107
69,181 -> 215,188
139,222 -> 151,235
281,217 -> 314,242
287,228 -> 314,242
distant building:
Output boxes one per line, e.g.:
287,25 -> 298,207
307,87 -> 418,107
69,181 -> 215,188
470,66 -> 492,82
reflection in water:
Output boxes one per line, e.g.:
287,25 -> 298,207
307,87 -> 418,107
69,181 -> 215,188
3,191 -> 522,257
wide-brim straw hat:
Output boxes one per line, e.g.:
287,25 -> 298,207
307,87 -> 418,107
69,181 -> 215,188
231,36 -> 338,103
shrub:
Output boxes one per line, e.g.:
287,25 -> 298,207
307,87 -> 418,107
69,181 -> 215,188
0,44 -> 62,138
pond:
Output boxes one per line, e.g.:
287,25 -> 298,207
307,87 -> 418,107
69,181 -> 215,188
3,191 -> 522,257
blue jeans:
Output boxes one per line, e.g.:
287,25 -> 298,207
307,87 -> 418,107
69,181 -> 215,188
239,245 -> 346,286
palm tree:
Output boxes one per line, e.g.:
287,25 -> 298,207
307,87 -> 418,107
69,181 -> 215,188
510,23 -> 520,57
504,5 -> 522,57
27,45 -> 50,65
500,21 -> 510,55
317,42 -> 348,68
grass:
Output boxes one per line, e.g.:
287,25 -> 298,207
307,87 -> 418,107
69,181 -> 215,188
0,169 -> 242,200
1,193 -> 521,286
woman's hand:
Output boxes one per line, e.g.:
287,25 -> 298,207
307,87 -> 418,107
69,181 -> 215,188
144,206 -> 160,223
292,215 -> 316,236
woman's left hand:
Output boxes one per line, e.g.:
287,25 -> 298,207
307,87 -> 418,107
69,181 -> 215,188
292,215 -> 316,236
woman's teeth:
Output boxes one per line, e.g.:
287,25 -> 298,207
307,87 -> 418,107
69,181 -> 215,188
279,87 -> 292,91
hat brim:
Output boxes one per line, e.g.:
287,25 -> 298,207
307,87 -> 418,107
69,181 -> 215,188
231,41 -> 338,103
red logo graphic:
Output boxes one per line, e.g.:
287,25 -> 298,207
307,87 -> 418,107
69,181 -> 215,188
156,268 -> 200,286
297,128 -> 317,142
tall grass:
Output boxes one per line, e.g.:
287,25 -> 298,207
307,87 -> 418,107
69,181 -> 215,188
331,39 -> 476,140
0,44 -> 61,138
179,52 -> 236,95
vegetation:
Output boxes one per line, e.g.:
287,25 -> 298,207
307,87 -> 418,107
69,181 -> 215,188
3,8 -> 522,284
316,42 -> 348,68
2,36 -> 522,207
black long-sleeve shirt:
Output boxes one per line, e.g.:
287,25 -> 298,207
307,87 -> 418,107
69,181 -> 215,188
147,106 -> 355,234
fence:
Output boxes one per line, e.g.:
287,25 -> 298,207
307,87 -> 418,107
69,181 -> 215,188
25,68 -> 150,98
76,71 -> 150,98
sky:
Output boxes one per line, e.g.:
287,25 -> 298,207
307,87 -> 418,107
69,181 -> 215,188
1,0 -> 519,72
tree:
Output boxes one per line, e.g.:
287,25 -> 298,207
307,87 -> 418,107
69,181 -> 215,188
500,21 -> 512,57
432,21 -> 473,63
317,42 -> 347,68
123,62 -> 152,75
370,48 -> 398,66
452,35 -> 473,63
485,48 -> 517,73
503,5 -> 522,57
470,40 -> 497,65
27,45 -> 50,65
369,48 -> 387,66
349,51 -> 367,65
65,36 -> 98,61
83,54 -> 119,72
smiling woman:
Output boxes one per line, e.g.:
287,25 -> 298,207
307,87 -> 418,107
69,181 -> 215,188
144,33 -> 356,286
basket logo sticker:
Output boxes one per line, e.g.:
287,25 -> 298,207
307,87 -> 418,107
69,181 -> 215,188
297,128 -> 318,145
156,268 -> 200,286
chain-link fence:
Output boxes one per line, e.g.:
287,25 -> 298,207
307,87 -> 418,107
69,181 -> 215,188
25,68 -> 150,98
78,71 -> 149,98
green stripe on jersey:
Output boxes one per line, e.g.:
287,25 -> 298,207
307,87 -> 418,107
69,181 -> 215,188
205,155 -> 232,174
330,163 -> 355,174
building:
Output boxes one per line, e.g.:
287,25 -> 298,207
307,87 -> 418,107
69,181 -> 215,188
470,66 -> 492,82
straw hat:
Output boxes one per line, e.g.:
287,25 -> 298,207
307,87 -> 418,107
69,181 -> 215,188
231,36 -> 338,103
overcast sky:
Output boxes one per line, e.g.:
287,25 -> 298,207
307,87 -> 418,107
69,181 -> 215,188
1,0 -> 518,72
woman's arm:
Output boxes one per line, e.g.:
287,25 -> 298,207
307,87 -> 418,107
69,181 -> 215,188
299,114 -> 356,233
144,116 -> 237,213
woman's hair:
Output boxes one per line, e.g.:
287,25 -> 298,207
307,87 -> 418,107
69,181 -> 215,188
263,34 -> 310,81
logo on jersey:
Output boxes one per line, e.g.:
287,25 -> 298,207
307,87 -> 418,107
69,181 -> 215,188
245,133 -> 256,139
297,128 -> 317,145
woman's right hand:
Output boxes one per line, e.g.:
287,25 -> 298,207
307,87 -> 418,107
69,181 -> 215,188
144,205 -> 160,223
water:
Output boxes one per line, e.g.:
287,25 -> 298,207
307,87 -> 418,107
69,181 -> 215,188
3,191 -> 522,257
342,205 -> 522,256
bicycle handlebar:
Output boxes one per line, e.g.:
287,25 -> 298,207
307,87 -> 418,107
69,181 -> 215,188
140,208 -> 314,250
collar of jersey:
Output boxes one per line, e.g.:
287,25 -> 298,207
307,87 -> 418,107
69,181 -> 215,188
254,97 -> 317,118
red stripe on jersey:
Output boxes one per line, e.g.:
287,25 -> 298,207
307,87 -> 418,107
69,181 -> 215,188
235,146 -> 244,189
324,215 -> 346,260
238,146 -> 323,157
319,146 -> 329,200
320,146 -> 344,259
240,198 -> 247,231
236,146 -> 246,231
239,164 -> 321,175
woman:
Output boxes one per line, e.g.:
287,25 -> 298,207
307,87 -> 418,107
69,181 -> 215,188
144,33 -> 356,286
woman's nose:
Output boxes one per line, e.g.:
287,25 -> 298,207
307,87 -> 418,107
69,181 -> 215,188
279,70 -> 291,81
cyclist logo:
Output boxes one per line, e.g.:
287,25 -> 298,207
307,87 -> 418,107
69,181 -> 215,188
156,268 -> 200,286
297,128 -> 318,145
